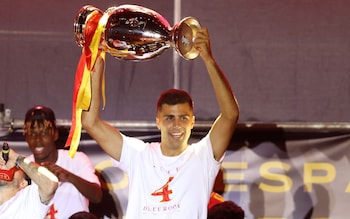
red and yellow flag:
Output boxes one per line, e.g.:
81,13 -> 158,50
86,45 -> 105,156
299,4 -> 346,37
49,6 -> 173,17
65,12 -> 107,158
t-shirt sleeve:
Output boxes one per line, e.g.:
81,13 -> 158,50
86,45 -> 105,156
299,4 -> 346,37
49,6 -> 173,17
26,184 -> 53,217
111,134 -> 146,173
74,152 -> 101,185
193,133 -> 223,181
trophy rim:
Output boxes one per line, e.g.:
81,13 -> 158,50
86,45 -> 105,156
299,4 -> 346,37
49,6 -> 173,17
173,17 -> 201,60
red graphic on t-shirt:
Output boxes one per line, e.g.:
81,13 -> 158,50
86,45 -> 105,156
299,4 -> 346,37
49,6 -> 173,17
151,176 -> 174,202
46,205 -> 58,219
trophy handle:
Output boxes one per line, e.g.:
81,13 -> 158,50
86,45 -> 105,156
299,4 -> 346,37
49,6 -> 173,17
172,17 -> 201,60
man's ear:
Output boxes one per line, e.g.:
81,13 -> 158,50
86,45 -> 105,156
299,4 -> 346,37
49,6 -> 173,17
156,117 -> 160,130
191,116 -> 195,129
54,129 -> 59,141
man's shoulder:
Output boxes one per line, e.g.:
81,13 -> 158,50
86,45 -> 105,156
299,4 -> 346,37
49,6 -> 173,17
57,149 -> 90,163
58,149 -> 87,157
148,142 -> 161,147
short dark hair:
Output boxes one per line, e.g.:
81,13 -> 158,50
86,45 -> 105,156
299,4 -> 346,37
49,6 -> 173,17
156,89 -> 194,112
207,201 -> 245,219
24,105 -> 56,131
69,211 -> 99,219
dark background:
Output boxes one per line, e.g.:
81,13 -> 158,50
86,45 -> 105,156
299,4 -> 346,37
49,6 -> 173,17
1,0 -> 349,124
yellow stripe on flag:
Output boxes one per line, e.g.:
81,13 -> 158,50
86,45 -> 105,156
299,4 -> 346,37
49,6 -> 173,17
68,13 -> 108,158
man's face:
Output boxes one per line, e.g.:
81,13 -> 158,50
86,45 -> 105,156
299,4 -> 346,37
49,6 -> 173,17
24,121 -> 58,163
156,103 -> 195,155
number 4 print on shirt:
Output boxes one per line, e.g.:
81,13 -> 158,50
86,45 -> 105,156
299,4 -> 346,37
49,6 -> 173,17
46,205 -> 58,219
151,176 -> 174,202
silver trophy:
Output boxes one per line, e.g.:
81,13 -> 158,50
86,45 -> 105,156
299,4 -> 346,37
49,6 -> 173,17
73,4 -> 201,60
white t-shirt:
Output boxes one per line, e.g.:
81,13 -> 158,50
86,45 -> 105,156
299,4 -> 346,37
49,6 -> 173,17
114,133 -> 222,219
0,183 -> 51,219
29,149 -> 100,219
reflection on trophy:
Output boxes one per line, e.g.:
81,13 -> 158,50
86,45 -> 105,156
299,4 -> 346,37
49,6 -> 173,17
73,4 -> 201,60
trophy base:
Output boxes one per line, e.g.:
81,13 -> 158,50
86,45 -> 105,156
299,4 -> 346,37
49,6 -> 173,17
173,17 -> 201,60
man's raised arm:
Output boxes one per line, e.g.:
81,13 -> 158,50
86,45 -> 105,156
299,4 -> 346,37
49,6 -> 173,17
81,55 -> 124,161
195,28 -> 239,161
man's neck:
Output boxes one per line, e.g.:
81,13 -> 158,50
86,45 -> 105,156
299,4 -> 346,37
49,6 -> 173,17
160,144 -> 188,156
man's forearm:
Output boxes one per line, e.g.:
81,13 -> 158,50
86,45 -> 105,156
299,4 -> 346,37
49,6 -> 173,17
66,172 -> 102,203
16,156 -> 58,204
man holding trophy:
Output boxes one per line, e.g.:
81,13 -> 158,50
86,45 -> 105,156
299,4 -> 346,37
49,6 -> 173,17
67,4 -> 240,218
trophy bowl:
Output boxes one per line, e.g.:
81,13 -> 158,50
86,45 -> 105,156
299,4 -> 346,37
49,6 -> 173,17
103,4 -> 172,60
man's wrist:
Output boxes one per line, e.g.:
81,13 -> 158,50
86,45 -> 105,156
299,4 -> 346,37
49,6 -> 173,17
15,155 -> 26,168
